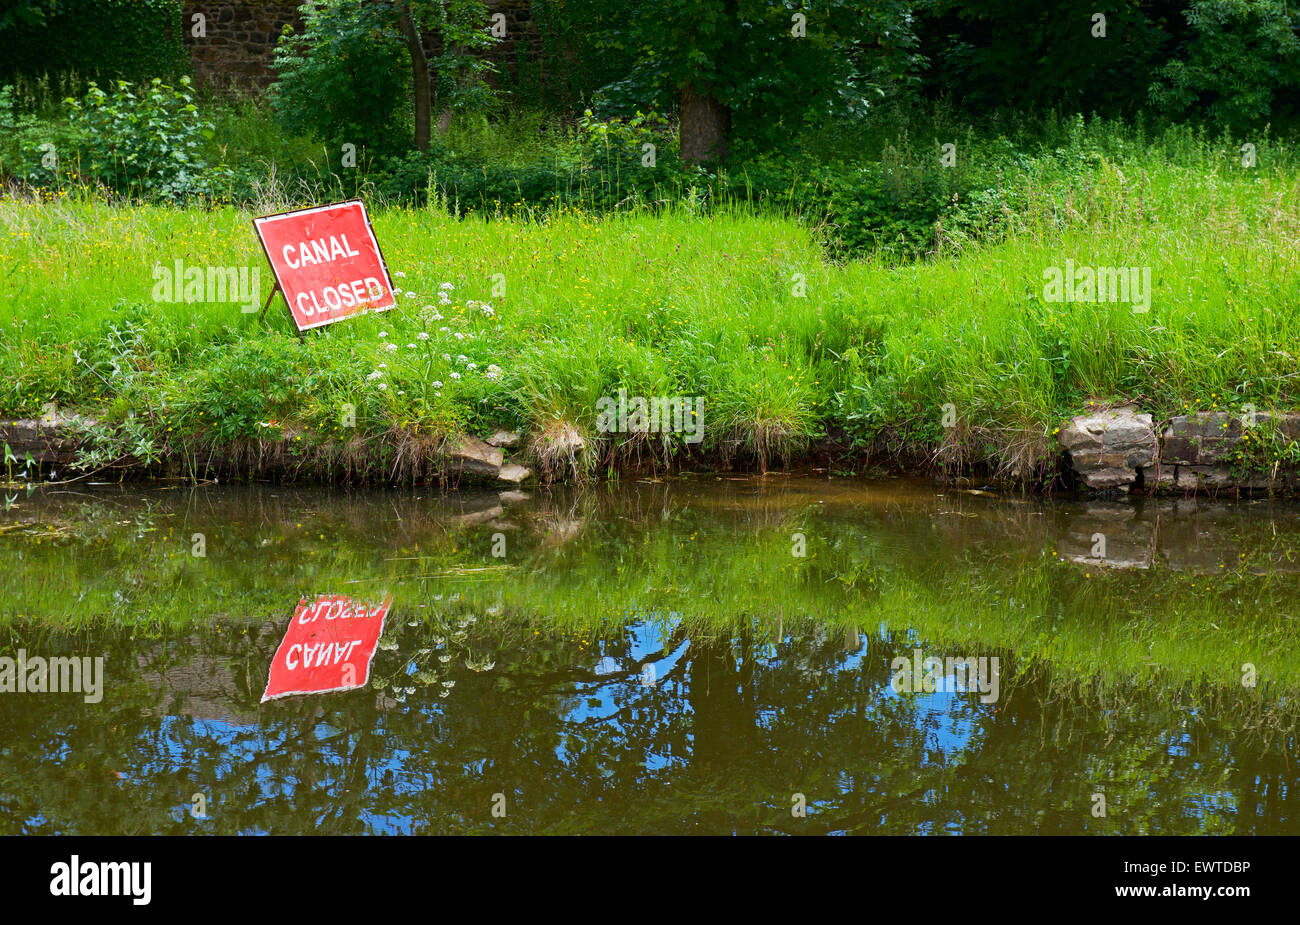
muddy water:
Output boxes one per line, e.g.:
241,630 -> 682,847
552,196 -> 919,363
1,476 -> 1297,834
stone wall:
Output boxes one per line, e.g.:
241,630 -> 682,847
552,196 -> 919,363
182,2 -> 302,90
181,1 -> 544,92
1059,406 -> 1300,494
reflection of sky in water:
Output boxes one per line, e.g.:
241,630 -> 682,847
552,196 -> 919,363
5,614 -> 1287,835
69,622 -> 980,832
67,617 -> 724,833
875,628 -> 987,763
558,617 -> 689,773
143,713 -> 438,834
881,681 -> 980,764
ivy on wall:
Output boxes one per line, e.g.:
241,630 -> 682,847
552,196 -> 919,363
0,0 -> 188,84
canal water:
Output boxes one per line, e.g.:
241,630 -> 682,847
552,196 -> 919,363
2,475 -> 1296,834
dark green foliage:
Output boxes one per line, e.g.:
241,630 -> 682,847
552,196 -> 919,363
504,0 -> 637,112
558,0 -> 924,146
1149,0 -> 1300,131
373,108 -> 691,212
0,0 -> 187,85
917,0 -> 1300,132
794,167 -> 953,263
179,338 -> 315,444
270,0 -> 498,154
0,75 -> 219,198
917,0 -> 1179,115
270,0 -> 411,154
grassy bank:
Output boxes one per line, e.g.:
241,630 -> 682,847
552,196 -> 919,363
3,116 -> 1300,483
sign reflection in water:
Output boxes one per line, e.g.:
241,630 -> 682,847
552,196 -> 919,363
262,595 -> 392,701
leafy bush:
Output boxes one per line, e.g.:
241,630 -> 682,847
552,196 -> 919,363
0,84 -> 67,186
63,77 -> 217,199
511,0 -> 638,113
804,167 -> 951,262
175,338 -> 316,444
917,0 -> 1172,117
272,0 -> 498,158
373,109 -> 688,211
561,0 -> 927,154
271,0 -> 410,155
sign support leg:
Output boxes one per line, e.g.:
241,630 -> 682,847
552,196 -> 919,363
257,283 -> 304,341
258,284 -> 279,324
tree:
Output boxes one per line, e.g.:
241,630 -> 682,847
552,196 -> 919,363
397,2 -> 433,151
0,1 -> 63,30
272,0 -> 497,155
403,0 -> 499,148
565,0 -> 924,165
916,0 -> 1178,116
1149,0 -> 1300,131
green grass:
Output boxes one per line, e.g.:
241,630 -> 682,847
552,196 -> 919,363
2,113 -> 1299,481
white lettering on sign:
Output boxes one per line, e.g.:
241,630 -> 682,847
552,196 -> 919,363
286,639 -> 362,670
262,594 -> 392,700
295,278 -> 386,318
281,234 -> 362,269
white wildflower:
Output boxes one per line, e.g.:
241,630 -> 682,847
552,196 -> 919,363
417,331 -> 430,341
450,371 -> 461,380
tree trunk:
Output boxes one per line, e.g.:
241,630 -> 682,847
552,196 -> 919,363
685,637 -> 752,767
434,42 -> 469,138
435,106 -> 453,137
679,82 -> 730,165
398,5 -> 430,153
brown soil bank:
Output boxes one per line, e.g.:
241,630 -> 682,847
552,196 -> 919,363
4,406 -> 1299,496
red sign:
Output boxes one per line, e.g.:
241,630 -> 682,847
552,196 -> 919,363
261,594 -> 392,701
253,200 -> 396,330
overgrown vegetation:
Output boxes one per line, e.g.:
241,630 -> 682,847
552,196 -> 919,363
1,2 -> 1298,483
2,110 -> 1298,482
0,0 -> 186,87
